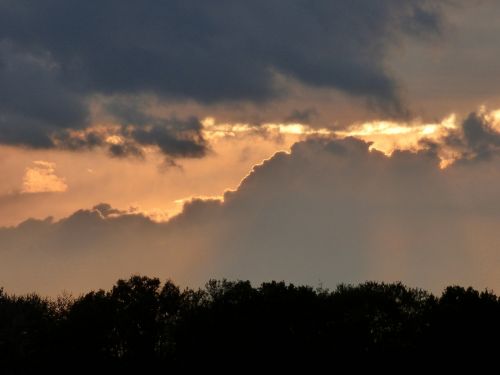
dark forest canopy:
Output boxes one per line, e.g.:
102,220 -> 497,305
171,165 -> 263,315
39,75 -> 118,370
1,276 -> 499,373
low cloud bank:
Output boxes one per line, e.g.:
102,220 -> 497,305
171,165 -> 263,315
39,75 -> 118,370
1,123 -> 500,294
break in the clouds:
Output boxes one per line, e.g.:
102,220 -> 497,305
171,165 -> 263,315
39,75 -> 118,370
0,0 -> 444,153
1,122 -> 499,295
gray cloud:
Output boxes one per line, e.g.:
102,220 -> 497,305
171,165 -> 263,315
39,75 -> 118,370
52,130 -> 105,151
417,110 -> 500,163
284,108 -> 318,124
0,0 -> 444,150
51,112 -> 208,159
445,112 -> 500,161
0,41 -> 89,148
1,136 -> 499,295
114,108 -> 209,159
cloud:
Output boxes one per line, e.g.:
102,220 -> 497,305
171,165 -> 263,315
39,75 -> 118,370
0,0 -> 445,152
201,107 -> 500,168
50,114 -> 209,160
1,135 -> 499,295
124,117 -> 208,159
0,0 -> 442,103
0,41 -> 89,148
284,108 -> 318,124
20,160 -> 68,193
441,111 -> 500,161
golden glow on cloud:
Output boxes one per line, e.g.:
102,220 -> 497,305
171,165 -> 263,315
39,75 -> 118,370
105,135 -> 124,145
174,195 -> 224,206
337,114 -> 460,168
21,161 -> 68,194
482,107 -> 500,131
136,208 -> 171,222
56,110 -> 479,171
105,205 -> 172,223
4,107 -> 500,227
201,114 -> 461,168
200,107 -> 500,169
201,117 -> 331,140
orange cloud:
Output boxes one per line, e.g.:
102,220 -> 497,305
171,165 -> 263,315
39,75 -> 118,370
21,161 -> 68,194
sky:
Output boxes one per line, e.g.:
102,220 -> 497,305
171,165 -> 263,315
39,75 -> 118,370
0,0 -> 499,295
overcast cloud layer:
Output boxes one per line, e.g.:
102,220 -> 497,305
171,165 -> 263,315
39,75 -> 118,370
0,0 -> 444,153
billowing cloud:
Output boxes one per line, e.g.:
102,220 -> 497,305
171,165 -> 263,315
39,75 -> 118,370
0,0 -> 445,152
1,134 -> 499,296
20,160 -> 68,193
203,107 -> 500,167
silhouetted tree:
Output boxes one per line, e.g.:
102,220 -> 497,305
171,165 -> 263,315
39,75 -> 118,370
0,276 -> 498,373
0,289 -> 55,373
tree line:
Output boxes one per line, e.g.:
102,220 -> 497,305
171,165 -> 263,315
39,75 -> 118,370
1,276 -> 499,373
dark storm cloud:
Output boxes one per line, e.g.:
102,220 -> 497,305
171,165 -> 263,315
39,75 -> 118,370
108,103 -> 208,158
0,0 -> 444,150
418,111 -> 500,163
0,41 -> 89,148
48,103 -> 209,159
446,112 -> 500,161
48,114 -> 208,159
107,142 -> 145,159
128,119 -> 207,159
1,136 -> 500,295
52,130 -> 105,151
0,0 -> 442,103
284,108 -> 318,124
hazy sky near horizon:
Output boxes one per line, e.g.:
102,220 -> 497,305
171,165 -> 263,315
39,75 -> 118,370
0,0 -> 499,295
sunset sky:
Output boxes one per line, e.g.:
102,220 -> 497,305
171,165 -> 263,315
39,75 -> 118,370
1,0 -> 499,295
